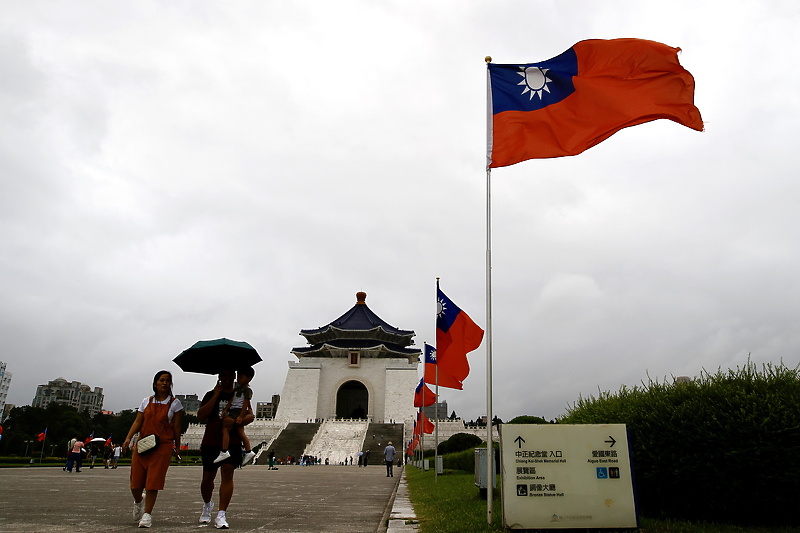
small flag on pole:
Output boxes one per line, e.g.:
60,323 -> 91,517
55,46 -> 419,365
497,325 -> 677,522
414,378 -> 437,408
423,343 -> 463,390
37,428 -> 47,442
416,412 -> 435,435
436,287 -> 484,385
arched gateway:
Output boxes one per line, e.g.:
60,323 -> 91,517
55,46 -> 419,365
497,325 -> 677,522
275,291 -> 420,423
336,380 -> 368,419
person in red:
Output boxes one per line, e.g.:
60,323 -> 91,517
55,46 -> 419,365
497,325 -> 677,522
123,370 -> 184,528
197,368 -> 255,529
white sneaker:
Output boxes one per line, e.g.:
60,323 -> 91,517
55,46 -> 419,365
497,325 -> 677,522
199,501 -> 214,523
133,500 -> 144,521
138,512 -> 152,528
213,450 -> 231,464
215,511 -> 229,529
242,451 -> 256,467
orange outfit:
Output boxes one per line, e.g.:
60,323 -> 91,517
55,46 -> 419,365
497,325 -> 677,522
130,397 -> 177,491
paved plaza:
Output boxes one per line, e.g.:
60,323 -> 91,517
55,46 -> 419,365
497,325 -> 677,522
0,464 -> 411,532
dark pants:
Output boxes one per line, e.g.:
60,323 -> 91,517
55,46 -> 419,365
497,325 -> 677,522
66,452 -> 82,472
385,459 -> 393,477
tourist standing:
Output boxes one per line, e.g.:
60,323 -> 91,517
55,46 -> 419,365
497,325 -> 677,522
65,437 -> 84,472
112,444 -> 122,468
384,442 -> 396,477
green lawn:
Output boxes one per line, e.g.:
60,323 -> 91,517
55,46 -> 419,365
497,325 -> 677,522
403,466 -> 800,532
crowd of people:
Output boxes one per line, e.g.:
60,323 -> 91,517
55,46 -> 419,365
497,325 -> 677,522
63,438 -> 123,472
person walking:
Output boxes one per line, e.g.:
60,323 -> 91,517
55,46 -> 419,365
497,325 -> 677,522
123,370 -> 184,528
384,442 -> 396,477
197,369 -> 255,529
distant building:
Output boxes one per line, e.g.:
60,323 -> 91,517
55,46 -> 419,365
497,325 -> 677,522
0,361 -> 11,418
176,394 -> 200,416
422,400 -> 449,421
276,291 -> 419,422
32,377 -> 104,417
256,395 -> 281,419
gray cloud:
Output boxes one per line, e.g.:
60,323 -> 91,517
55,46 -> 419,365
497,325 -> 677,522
2,1 -> 799,421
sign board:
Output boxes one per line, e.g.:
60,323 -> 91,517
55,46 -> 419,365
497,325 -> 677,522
500,424 -> 637,529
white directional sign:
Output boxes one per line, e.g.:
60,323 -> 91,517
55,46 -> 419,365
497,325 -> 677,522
500,424 -> 637,530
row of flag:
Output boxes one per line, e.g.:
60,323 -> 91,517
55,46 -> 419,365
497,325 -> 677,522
408,285 -> 485,456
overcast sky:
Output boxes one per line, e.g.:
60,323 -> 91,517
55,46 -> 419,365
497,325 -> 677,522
2,1 -> 799,423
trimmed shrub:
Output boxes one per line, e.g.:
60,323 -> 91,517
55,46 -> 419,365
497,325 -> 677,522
560,361 -> 800,525
437,433 -> 482,455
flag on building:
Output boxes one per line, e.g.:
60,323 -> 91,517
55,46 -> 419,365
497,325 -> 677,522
436,288 -> 484,384
414,378 -> 437,408
487,38 -> 704,167
37,428 -> 47,442
423,343 -> 463,390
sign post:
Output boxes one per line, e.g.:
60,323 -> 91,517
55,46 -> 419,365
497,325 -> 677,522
500,424 -> 637,529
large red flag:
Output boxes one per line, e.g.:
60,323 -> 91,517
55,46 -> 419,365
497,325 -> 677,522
436,288 -> 484,384
422,343 -> 463,390
487,38 -> 703,167
414,378 -> 437,408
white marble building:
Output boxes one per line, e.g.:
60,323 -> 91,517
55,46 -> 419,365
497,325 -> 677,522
275,291 -> 420,424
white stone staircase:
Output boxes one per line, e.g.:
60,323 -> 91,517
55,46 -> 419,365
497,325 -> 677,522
303,419 -> 369,465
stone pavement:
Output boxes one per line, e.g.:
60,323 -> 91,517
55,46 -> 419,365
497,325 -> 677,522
0,463 -> 419,532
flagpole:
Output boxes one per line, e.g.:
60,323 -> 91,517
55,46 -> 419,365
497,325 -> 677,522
435,364 -> 439,483
485,56 -> 495,526
435,278 -> 440,483
39,430 -> 46,463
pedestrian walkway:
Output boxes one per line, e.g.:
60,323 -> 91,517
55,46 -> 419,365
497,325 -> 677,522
0,463 -> 415,532
385,472 -> 420,533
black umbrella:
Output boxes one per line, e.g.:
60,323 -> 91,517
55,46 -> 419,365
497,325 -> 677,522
173,338 -> 262,375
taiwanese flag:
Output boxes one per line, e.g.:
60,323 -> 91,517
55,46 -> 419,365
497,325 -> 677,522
407,435 -> 419,455
487,38 -> 703,167
37,428 -> 47,441
105,435 -> 113,447
414,378 -> 436,408
181,444 -> 189,451
436,288 -> 484,384
416,412 -> 435,435
423,343 -> 463,390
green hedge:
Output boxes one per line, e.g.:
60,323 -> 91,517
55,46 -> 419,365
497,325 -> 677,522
560,361 -> 800,526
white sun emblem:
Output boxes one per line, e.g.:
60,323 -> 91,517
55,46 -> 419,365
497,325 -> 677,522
518,66 -> 552,100
429,350 -> 437,362
437,298 -> 446,318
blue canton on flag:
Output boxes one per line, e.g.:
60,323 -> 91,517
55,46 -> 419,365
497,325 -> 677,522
489,48 -> 577,114
424,343 -> 436,364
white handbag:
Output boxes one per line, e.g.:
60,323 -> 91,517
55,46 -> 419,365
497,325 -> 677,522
136,434 -> 159,454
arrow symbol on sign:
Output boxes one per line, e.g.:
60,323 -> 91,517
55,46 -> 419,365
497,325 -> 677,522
514,436 -> 526,449
605,436 -> 616,447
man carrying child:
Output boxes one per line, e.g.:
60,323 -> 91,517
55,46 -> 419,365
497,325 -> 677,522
198,367 -> 256,529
